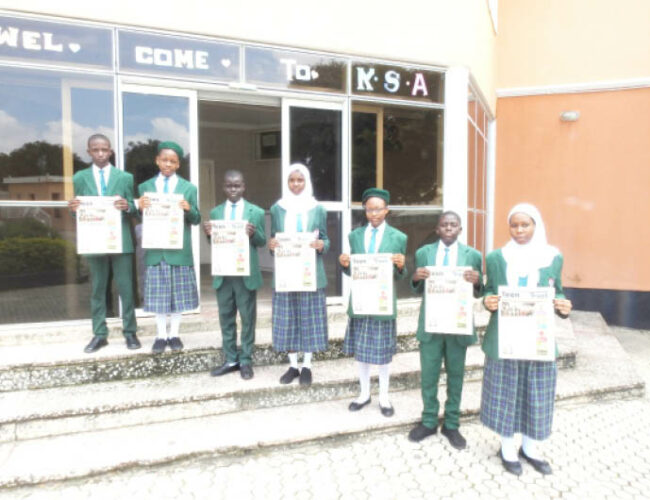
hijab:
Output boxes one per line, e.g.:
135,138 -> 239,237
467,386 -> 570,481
502,203 -> 559,287
277,163 -> 317,212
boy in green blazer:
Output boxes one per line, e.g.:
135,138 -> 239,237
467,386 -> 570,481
68,134 -> 140,353
203,170 -> 266,380
408,211 -> 483,449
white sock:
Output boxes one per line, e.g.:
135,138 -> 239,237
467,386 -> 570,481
501,435 -> 518,462
522,435 -> 543,460
289,353 -> 299,369
302,352 -> 313,369
169,312 -> 182,338
355,362 -> 371,403
378,363 -> 391,407
155,314 -> 167,339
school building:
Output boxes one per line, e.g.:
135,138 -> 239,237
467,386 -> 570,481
0,1 -> 648,328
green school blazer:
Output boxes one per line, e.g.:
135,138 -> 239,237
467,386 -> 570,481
269,203 -> 330,290
138,176 -> 201,267
345,224 -> 408,321
482,249 -> 566,360
72,166 -> 137,254
411,241 -> 483,347
209,200 -> 266,291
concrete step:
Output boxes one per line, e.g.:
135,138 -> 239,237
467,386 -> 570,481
0,339 -> 580,444
0,312 -> 641,489
0,308 -> 568,393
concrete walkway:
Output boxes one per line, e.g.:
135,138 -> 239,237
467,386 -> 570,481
2,323 -> 648,499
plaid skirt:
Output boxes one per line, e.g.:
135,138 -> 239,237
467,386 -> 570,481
343,317 -> 397,365
480,357 -> 557,440
272,289 -> 328,352
144,261 -> 199,314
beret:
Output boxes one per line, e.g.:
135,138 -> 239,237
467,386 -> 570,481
361,187 -> 390,204
157,141 -> 184,159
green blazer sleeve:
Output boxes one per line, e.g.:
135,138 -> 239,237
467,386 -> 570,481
138,176 -> 199,267
482,250 -> 565,360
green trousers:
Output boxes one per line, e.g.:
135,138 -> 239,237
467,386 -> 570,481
419,336 -> 468,429
86,254 -> 137,338
216,277 -> 256,365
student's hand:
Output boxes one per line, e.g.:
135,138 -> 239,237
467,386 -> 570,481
246,222 -> 256,237
339,253 -> 350,268
311,239 -> 325,252
68,198 -> 80,213
554,298 -> 572,316
114,196 -> 129,211
484,295 -> 499,312
179,200 -> 190,212
138,195 -> 151,210
203,221 -> 213,236
463,269 -> 480,285
412,267 -> 430,282
392,253 -> 405,271
268,238 -> 279,251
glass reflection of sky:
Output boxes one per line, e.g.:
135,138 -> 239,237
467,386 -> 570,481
122,93 -> 190,154
0,67 -> 114,162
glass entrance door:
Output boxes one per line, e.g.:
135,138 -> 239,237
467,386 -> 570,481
282,99 -> 348,299
120,85 -> 199,312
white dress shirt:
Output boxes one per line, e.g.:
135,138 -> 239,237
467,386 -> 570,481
364,221 -> 387,253
92,164 -> 112,195
435,240 -> 459,266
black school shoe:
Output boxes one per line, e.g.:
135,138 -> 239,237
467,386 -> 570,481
498,449 -> 523,476
348,397 -> 371,411
151,338 -> 167,354
125,334 -> 141,350
441,426 -> 467,450
379,403 -> 394,417
279,367 -> 300,384
240,364 -> 254,380
84,336 -> 108,353
408,423 -> 437,442
519,447 -> 553,475
299,367 -> 312,386
168,337 -> 183,352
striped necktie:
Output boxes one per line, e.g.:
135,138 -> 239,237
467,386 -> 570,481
368,228 -> 378,253
230,203 -> 237,220
163,176 -> 169,194
99,168 -> 107,196
443,247 -> 450,266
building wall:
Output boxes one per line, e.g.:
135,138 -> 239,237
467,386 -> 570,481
497,0 -> 650,88
494,87 -> 650,292
0,1 -> 498,110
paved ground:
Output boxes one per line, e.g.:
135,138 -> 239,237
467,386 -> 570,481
2,325 -> 648,500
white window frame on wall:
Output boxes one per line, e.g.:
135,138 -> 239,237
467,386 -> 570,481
118,82 -> 200,314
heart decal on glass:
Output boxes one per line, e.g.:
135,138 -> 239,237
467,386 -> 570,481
221,59 -> 231,68
68,43 -> 81,53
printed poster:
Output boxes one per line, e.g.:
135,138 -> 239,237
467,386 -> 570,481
76,196 -> 122,254
274,232 -> 316,292
211,220 -> 250,276
424,266 -> 473,335
498,286 -> 556,361
350,253 -> 394,316
141,192 -> 184,249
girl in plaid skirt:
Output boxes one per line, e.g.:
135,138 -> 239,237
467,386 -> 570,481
339,188 -> 407,418
137,141 -> 201,354
482,203 -> 572,476
268,164 -> 329,387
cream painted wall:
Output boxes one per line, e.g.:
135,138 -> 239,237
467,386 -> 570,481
0,0 -> 497,110
497,0 -> 650,89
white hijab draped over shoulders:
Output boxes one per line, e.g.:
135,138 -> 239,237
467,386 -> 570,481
501,203 -> 559,287
277,163 -> 318,233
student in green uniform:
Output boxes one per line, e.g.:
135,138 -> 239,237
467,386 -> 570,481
482,203 -> 572,476
339,188 -> 407,417
203,170 -> 266,380
137,141 -> 200,353
407,211 -> 483,449
68,134 -> 140,353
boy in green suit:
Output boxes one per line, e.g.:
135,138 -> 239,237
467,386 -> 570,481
408,211 -> 483,449
68,134 -> 140,353
203,170 -> 266,380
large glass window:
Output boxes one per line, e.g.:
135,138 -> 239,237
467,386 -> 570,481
351,104 -> 443,206
0,66 -> 115,324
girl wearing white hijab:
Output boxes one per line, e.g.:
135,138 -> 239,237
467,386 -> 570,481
481,203 -> 572,476
268,164 -> 330,386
